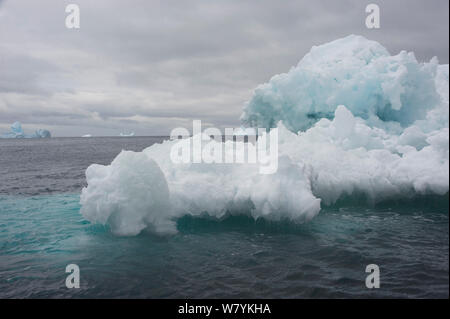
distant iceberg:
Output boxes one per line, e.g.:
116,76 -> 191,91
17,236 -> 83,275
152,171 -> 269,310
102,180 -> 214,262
32,129 -> 51,138
119,132 -> 135,137
82,134 -> 92,138
1,122 -> 51,139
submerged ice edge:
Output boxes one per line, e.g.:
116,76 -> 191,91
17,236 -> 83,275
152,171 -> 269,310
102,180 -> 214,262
80,35 -> 449,236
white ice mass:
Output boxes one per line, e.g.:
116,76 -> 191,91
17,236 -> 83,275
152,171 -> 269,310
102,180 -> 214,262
80,35 -> 449,236
119,132 -> 135,137
1,122 -> 51,139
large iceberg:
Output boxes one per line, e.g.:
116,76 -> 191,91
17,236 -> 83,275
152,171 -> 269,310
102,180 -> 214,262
1,122 -> 51,139
241,35 -> 445,133
80,35 -> 449,236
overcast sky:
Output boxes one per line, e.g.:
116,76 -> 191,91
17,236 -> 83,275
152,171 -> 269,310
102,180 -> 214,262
0,0 -> 448,136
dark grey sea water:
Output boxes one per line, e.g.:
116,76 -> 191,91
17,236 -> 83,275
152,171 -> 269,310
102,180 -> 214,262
0,137 -> 448,298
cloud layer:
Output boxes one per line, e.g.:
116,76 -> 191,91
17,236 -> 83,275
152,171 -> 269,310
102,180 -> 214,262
0,0 -> 448,136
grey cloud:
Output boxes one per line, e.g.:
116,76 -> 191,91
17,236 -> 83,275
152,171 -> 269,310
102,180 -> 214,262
0,50 -> 60,94
0,0 -> 448,136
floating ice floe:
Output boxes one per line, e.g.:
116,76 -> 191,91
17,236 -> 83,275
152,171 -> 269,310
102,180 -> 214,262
80,35 -> 449,236
119,132 -> 135,137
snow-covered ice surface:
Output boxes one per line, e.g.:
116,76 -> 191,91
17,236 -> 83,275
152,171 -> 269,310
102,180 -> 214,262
80,35 -> 449,236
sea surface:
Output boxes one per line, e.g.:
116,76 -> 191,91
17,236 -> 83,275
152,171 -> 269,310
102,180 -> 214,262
0,137 -> 448,298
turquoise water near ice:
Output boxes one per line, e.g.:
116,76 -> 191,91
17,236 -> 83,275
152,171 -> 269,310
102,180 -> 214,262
0,193 -> 448,298
0,138 -> 448,298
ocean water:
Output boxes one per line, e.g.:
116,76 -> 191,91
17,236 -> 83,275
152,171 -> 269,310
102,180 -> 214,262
0,137 -> 448,298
